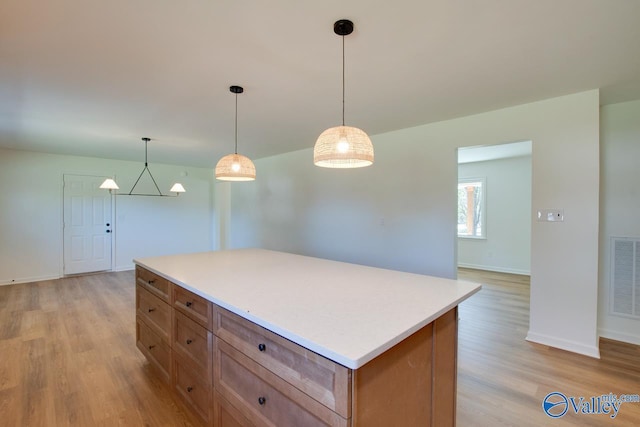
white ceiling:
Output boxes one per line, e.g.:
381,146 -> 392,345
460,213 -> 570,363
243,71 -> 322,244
458,140 -> 531,164
2,1 -> 640,168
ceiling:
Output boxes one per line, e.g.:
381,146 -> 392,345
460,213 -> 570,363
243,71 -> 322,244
2,1 -> 640,168
458,140 -> 531,164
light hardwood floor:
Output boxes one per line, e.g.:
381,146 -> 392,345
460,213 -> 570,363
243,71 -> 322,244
0,271 -> 198,426
457,268 -> 640,426
1,269 -> 638,426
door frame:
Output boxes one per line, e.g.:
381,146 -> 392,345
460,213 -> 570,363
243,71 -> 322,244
61,172 -> 117,276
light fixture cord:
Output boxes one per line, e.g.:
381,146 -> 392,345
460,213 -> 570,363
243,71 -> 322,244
234,92 -> 238,154
342,34 -> 345,126
144,138 -> 148,166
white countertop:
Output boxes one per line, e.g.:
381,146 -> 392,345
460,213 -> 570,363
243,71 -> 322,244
134,249 -> 480,369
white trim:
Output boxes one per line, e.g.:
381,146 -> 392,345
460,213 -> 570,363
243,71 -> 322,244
457,262 -> 530,276
526,331 -> 600,359
115,264 -> 135,272
598,328 -> 640,346
0,274 -> 61,286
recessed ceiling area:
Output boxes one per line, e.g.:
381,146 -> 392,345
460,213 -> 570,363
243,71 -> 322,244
1,1 -> 639,168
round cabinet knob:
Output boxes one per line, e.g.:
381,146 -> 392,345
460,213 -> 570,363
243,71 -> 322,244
258,396 -> 266,406
148,345 -> 155,350
187,387 -> 193,393
148,308 -> 155,313
186,339 -> 193,345
258,343 -> 266,352
186,301 -> 192,307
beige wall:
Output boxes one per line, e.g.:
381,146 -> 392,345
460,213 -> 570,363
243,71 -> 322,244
228,90 -> 601,357
0,148 -> 215,284
599,99 -> 640,345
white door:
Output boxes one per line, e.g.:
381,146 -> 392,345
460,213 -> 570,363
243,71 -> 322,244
63,174 -> 113,274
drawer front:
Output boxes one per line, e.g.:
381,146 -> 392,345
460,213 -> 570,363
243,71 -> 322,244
136,285 -> 170,342
173,310 -> 213,383
136,266 -> 170,302
213,305 -> 351,417
214,391 -> 255,427
173,355 -> 212,425
173,285 -> 212,329
215,338 -> 348,427
136,317 -> 171,384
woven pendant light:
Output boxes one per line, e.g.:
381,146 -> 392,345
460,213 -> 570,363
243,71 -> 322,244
215,86 -> 256,181
314,19 -> 374,168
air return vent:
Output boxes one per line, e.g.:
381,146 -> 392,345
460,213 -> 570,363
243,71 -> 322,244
611,237 -> 640,318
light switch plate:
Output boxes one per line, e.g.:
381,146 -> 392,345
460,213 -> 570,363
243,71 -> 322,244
537,209 -> 564,222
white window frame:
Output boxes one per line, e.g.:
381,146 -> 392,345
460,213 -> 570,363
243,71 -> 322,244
457,177 -> 486,239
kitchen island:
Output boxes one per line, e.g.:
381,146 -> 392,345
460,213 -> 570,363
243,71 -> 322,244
134,249 -> 480,426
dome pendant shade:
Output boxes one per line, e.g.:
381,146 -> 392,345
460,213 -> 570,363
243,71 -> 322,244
314,19 -> 374,168
215,85 -> 256,181
215,153 -> 256,181
313,125 -> 374,168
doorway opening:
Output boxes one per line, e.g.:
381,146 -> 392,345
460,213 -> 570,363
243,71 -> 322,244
456,141 -> 532,276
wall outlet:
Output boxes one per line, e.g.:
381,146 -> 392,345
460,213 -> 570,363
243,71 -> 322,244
537,209 -> 564,222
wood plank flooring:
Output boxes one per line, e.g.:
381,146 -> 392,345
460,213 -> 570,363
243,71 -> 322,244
0,272 -> 197,426
457,268 -> 640,426
0,269 -> 638,426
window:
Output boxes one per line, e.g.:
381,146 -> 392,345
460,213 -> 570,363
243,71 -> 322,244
458,178 -> 486,238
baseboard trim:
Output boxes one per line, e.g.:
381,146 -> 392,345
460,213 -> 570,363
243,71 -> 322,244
457,262 -> 530,276
598,328 -> 640,346
526,331 -> 600,359
115,265 -> 135,272
0,274 -> 61,286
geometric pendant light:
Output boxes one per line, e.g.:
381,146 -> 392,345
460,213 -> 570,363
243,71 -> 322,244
99,137 -> 186,196
215,86 -> 256,181
314,19 -> 374,168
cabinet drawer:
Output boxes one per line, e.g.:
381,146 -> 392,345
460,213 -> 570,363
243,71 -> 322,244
215,338 -> 348,427
173,310 -> 213,384
173,354 -> 212,426
173,285 -> 212,329
214,391 -> 255,427
136,285 -> 170,342
213,305 -> 351,417
136,317 -> 171,384
136,266 -> 170,302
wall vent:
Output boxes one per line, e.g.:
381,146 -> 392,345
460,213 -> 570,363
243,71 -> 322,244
611,237 -> 640,318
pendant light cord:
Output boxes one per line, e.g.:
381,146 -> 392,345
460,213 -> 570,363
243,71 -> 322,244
234,92 -> 238,154
342,35 -> 345,126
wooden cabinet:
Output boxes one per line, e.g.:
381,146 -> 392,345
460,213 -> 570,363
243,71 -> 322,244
213,304 -> 350,418
136,317 -> 171,383
173,310 -> 213,384
136,266 -> 170,302
173,284 -> 213,329
174,353 -> 213,424
136,285 -> 171,342
135,266 -> 214,426
135,265 -> 459,427
215,338 -> 348,427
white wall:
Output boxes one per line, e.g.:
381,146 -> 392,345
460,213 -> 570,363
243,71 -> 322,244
228,90 -> 601,357
0,147 -> 215,284
598,99 -> 640,345
458,155 -> 532,275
